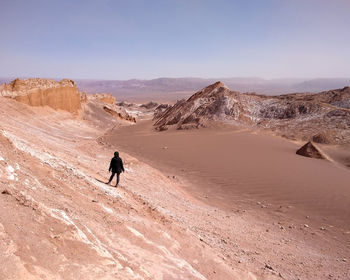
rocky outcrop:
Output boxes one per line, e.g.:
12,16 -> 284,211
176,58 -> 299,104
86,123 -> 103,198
154,82 -> 236,130
87,93 -> 116,104
153,104 -> 171,120
140,101 -> 158,109
116,101 -> 134,107
154,82 -> 350,143
296,142 -> 325,159
103,106 -> 136,123
0,78 -> 82,113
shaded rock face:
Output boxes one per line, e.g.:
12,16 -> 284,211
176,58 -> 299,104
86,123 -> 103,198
258,102 -> 321,119
153,104 -> 171,121
296,142 -> 325,159
116,101 -> 134,107
0,78 -> 82,113
140,101 -> 158,109
154,82 -> 350,144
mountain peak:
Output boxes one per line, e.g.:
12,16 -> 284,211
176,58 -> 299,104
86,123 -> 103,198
213,81 -> 225,87
206,81 -> 228,91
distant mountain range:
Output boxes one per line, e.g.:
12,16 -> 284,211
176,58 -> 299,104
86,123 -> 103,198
75,77 -> 350,100
1,77 -> 349,101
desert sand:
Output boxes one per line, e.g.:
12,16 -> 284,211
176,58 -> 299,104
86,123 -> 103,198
102,118 -> 350,279
103,120 -> 350,227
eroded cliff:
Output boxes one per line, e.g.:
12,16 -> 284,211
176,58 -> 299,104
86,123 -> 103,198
0,78 -> 82,113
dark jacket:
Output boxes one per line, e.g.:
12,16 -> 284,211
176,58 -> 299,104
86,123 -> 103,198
109,156 -> 124,173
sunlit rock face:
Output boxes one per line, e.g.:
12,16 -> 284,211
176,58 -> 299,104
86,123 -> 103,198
0,78 -> 82,113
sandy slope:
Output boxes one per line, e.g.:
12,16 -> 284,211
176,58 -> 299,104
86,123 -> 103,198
0,98 -> 235,280
104,121 -> 350,226
0,97 -> 349,279
103,120 -> 350,279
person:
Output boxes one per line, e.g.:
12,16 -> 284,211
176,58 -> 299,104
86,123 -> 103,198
107,151 -> 125,187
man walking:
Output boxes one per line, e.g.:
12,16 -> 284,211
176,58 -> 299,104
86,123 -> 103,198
107,151 -> 125,187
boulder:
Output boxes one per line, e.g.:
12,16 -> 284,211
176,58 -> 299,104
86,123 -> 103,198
296,142 -> 325,159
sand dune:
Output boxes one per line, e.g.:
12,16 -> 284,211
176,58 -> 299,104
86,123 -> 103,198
104,120 -> 350,228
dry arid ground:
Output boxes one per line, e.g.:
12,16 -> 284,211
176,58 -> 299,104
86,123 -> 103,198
1,81 -> 350,279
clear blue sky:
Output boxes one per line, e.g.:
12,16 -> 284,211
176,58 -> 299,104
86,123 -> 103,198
1,0 -> 349,79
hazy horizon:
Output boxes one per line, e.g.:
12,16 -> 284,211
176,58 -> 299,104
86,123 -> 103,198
1,0 -> 350,80
1,76 -> 350,82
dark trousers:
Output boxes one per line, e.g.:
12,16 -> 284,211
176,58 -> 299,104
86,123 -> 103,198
108,172 -> 120,186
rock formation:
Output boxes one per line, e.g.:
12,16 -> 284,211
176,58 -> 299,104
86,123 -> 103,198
0,78 -> 82,113
83,92 -> 136,123
154,82 -> 350,143
296,142 -> 325,159
116,101 -> 134,107
153,104 -> 171,120
0,78 -> 139,125
140,101 -> 158,109
88,93 -> 116,104
103,106 -> 136,122
154,82 -> 236,130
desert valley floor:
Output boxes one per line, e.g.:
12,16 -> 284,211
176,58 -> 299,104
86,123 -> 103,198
104,120 -> 350,228
0,79 -> 350,280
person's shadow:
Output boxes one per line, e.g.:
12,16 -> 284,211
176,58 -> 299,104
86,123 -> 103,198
95,178 -> 109,185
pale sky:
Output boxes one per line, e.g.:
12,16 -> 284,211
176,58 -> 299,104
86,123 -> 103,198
0,0 -> 349,79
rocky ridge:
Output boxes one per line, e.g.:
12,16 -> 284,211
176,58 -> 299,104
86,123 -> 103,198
0,78 -> 76,92
102,106 -> 136,123
0,78 -> 82,113
0,78 -> 137,124
154,82 -> 350,144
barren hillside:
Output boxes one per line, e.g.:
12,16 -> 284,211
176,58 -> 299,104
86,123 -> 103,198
154,82 -> 350,144
0,96 -> 237,279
